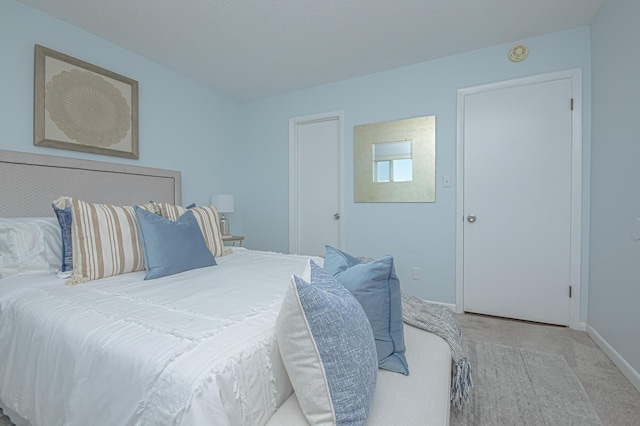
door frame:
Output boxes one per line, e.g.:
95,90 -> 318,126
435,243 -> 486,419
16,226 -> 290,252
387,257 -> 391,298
455,69 -> 583,329
288,110 -> 345,254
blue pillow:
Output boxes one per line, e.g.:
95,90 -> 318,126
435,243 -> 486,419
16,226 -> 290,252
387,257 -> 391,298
276,260 -> 377,425
52,203 -> 73,272
324,245 -> 409,375
134,207 -> 216,280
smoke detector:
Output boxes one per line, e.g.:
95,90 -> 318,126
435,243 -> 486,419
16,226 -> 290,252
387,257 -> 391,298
509,44 -> 528,62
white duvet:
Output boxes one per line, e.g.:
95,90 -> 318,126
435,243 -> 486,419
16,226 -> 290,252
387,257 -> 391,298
0,248 -> 317,426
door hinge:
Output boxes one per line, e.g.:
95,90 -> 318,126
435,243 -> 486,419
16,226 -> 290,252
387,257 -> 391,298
569,286 -> 572,298
570,98 -> 574,111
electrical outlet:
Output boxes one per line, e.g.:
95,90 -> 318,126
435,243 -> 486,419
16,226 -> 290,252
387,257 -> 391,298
412,267 -> 421,280
632,217 -> 640,241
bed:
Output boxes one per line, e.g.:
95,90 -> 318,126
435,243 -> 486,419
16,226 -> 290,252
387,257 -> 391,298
0,149 -> 452,426
0,249 -> 312,425
0,149 -> 312,425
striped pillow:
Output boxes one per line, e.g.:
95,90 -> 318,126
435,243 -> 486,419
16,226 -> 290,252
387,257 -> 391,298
158,203 -> 226,257
56,197 -> 157,284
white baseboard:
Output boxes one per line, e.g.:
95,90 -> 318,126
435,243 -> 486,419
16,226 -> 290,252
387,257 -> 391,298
576,321 -> 587,331
586,324 -> 640,393
425,300 -> 457,311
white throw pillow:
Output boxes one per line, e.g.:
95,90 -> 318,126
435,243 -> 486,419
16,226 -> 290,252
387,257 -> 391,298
0,217 -> 62,279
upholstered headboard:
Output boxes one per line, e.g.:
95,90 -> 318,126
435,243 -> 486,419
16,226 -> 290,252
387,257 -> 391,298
0,149 -> 181,217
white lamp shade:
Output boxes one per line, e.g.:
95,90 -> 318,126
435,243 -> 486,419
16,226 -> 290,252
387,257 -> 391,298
211,194 -> 235,213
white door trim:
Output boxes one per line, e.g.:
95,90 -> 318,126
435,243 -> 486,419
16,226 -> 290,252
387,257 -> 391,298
289,110 -> 345,254
455,69 -> 583,329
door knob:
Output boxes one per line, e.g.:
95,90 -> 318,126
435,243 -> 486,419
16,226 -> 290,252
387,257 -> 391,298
334,213 -> 340,220
467,215 -> 476,223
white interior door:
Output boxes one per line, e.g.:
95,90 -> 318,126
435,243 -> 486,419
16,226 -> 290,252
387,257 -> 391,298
289,112 -> 342,256
462,77 -> 573,325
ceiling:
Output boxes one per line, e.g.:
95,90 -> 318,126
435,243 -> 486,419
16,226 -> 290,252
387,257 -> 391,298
18,0 -> 603,102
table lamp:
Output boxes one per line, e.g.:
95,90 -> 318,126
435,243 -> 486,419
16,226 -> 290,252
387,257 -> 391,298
211,194 -> 234,236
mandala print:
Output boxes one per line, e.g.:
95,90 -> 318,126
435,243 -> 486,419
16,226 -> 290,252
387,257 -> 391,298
45,69 -> 131,147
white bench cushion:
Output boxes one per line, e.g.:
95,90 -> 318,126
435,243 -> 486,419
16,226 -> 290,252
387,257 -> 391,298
267,324 -> 451,425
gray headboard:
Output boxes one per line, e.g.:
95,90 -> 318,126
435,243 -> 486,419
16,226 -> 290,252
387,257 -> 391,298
0,149 -> 181,217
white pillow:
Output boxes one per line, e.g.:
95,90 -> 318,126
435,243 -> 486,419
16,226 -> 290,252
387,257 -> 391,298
0,217 -> 62,279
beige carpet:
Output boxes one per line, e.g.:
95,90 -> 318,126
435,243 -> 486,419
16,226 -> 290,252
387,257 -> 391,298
455,313 -> 640,426
451,339 -> 602,425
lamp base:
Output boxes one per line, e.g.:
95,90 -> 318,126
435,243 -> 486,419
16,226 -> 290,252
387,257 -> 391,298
219,214 -> 230,236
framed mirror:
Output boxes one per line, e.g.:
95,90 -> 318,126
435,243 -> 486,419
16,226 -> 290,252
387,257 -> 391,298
354,115 -> 435,202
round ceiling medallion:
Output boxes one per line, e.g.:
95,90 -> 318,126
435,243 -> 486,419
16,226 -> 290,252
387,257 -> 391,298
509,44 -> 528,62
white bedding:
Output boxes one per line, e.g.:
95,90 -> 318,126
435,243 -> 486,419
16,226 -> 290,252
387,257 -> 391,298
0,248 -> 318,426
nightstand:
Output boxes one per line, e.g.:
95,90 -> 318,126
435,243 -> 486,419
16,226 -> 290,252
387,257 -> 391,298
222,235 -> 244,246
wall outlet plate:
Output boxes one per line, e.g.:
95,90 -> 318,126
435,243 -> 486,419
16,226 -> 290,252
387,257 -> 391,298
631,217 -> 640,241
412,267 -> 421,280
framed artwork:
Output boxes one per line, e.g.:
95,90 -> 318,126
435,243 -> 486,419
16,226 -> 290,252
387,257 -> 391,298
354,115 -> 436,202
34,44 -> 139,159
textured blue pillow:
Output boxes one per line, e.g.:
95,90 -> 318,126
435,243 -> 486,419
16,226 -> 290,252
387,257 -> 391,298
276,260 -> 377,425
52,203 -> 73,272
134,207 -> 216,280
324,245 -> 409,375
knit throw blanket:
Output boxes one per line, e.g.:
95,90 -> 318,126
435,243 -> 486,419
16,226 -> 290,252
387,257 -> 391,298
401,292 -> 473,410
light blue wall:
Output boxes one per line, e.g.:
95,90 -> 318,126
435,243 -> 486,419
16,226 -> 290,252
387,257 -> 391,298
0,0 -> 241,206
589,0 -> 640,374
239,28 -> 592,307
0,0 -> 595,317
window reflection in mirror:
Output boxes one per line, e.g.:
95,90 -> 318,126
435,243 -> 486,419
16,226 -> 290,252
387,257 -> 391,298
372,140 -> 413,182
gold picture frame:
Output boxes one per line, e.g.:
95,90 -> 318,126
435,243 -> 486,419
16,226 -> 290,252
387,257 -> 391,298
34,44 -> 139,159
